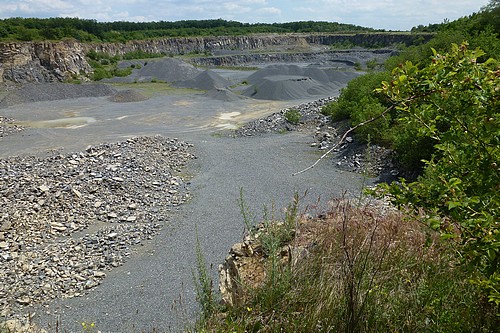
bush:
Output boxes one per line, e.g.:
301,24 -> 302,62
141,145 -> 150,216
382,119 -> 438,173
284,108 -> 301,125
122,50 -> 164,60
91,68 -> 112,81
321,71 -> 392,143
376,43 -> 500,306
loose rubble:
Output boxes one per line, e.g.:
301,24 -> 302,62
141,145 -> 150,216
0,116 -> 24,138
235,97 -> 336,136
0,136 -> 195,319
234,96 -> 398,178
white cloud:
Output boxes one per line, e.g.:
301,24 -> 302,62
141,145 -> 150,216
259,7 -> 281,15
223,3 -> 251,13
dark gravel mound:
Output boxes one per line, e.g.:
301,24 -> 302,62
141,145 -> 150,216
242,75 -> 335,100
246,64 -> 336,84
0,83 -> 117,108
173,70 -> 232,90
105,58 -> 202,83
241,64 -> 358,100
108,89 -> 149,103
325,70 -> 360,84
203,88 -> 247,102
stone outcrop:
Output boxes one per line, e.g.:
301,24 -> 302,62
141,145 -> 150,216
190,49 -> 395,67
0,40 -> 91,83
83,33 -> 430,57
219,219 -> 317,306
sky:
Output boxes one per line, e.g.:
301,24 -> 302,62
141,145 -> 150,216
0,0 -> 491,31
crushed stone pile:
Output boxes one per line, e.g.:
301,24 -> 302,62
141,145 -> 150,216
0,136 -> 195,319
325,70 -> 360,85
0,116 -> 24,138
236,95 -> 399,180
173,70 -> 232,90
235,97 -> 336,136
108,89 -> 149,103
105,58 -> 202,83
245,64 -> 326,84
242,75 -> 334,100
241,64 -> 359,100
0,83 -> 117,108
203,88 -> 247,102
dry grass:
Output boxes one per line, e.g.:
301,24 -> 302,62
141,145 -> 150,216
194,197 -> 498,332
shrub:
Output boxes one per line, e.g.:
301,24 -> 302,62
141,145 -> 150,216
284,108 -> 301,125
91,68 -> 112,81
321,71 -> 392,143
122,50 -> 163,60
376,43 -> 500,306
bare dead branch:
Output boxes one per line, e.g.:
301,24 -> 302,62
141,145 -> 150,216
292,105 -> 394,176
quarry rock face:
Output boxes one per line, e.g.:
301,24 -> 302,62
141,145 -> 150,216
0,33 -> 430,83
0,40 -> 92,83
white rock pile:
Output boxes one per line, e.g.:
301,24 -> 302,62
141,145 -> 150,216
0,116 -> 24,138
235,97 -> 336,136
0,136 -> 195,319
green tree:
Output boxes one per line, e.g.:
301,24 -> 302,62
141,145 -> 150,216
322,71 -> 392,143
376,43 -> 500,306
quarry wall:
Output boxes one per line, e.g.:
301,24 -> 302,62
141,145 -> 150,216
0,33 -> 430,83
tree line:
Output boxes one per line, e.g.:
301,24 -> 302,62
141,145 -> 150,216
0,18 -> 377,43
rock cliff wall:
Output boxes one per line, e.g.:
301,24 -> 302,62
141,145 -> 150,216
84,33 -> 429,56
0,33 -> 430,83
0,40 -> 91,83
190,49 -> 396,67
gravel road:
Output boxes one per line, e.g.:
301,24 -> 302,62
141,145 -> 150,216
23,132 -> 371,333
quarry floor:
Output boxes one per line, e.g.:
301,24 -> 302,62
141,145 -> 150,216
0,66 -> 375,332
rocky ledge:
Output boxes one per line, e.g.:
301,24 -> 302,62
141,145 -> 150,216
0,136 -> 195,319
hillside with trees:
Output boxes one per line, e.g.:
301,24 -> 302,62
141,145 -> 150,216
0,18 -> 378,43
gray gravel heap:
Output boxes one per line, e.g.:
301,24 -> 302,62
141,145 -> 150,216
173,69 -> 232,90
0,116 -> 24,138
105,58 -> 203,83
0,136 -> 195,319
108,89 -> 149,103
0,83 -> 117,108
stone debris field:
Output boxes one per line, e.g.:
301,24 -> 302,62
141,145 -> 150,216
0,136 -> 195,318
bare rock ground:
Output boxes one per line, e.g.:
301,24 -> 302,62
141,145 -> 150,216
0,83 -> 117,108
